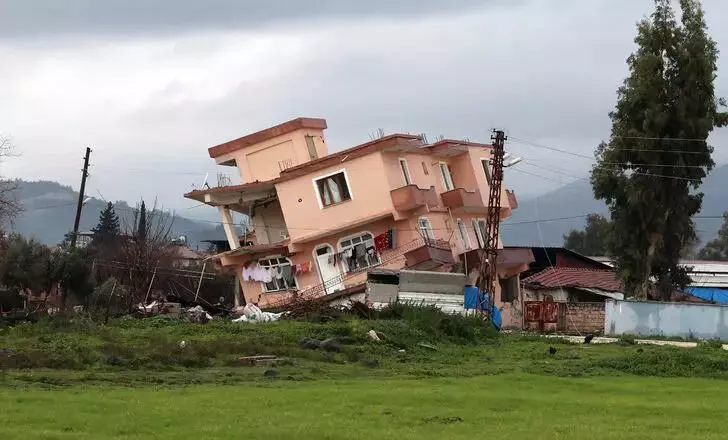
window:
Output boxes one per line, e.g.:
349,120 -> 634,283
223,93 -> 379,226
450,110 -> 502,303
439,162 -> 454,191
315,171 -> 351,207
258,257 -> 297,292
457,219 -> 471,249
422,161 -> 429,175
472,219 -> 485,248
305,135 -> 318,160
340,233 -> 380,273
399,158 -> 412,185
418,217 -> 436,241
500,276 -> 519,302
482,159 -> 492,185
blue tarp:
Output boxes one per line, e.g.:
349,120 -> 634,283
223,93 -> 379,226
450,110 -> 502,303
463,285 -> 501,330
685,287 -> 728,304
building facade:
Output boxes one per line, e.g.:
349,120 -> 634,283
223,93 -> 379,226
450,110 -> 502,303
185,117 -> 521,308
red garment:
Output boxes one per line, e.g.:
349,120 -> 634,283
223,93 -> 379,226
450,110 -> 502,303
374,229 -> 393,251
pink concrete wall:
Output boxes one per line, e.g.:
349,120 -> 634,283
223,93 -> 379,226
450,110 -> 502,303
381,152 -> 440,191
274,152 -> 395,243
214,128 -> 328,183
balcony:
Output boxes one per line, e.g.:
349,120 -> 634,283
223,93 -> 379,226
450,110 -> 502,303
403,238 -> 456,271
440,188 -> 487,214
390,185 -> 440,212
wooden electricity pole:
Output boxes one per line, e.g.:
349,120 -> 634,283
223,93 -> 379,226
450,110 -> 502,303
70,147 -> 92,248
478,130 -> 506,318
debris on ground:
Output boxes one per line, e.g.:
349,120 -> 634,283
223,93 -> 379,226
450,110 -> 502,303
417,342 -> 438,351
299,337 -> 321,350
263,368 -> 279,377
231,304 -> 284,324
319,337 -> 342,353
549,346 -> 557,355
179,340 -> 187,349
183,305 -> 212,324
367,330 -> 381,341
238,355 -> 283,366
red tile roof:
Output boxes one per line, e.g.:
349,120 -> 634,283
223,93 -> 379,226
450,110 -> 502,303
522,267 -> 622,292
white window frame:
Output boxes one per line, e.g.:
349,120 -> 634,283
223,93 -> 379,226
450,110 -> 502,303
439,162 -> 454,191
399,158 -> 412,185
481,158 -> 492,185
312,168 -> 353,209
457,219 -> 471,249
258,256 -> 297,293
338,231 -> 379,274
472,219 -> 485,248
418,217 -> 436,241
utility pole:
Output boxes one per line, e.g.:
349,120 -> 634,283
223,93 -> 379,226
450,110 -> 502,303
478,130 -> 506,319
70,147 -> 92,248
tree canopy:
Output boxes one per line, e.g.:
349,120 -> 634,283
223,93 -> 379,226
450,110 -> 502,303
91,201 -> 120,247
698,212 -> 728,261
591,0 -> 727,300
563,214 -> 612,256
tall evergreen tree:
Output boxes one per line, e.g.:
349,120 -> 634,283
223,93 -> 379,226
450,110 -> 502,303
137,200 -> 147,242
91,202 -> 120,246
698,212 -> 728,261
591,0 -> 727,299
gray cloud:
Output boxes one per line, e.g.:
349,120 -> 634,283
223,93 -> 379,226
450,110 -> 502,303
3,0 -> 728,219
0,0 -> 506,39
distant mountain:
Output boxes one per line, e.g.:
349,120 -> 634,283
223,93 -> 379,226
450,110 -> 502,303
502,163 -> 728,248
3,180 -> 227,248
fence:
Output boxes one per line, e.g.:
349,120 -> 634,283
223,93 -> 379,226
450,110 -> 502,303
524,302 -> 605,334
604,299 -> 728,339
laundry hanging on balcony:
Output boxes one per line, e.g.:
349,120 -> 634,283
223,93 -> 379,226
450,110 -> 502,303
241,265 -> 273,283
374,228 -> 396,252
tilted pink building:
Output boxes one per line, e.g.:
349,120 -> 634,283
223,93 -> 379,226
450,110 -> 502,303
185,117 -> 528,314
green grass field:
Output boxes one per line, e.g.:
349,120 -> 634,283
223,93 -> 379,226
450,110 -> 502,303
2,375 -> 726,439
3,307 -> 728,439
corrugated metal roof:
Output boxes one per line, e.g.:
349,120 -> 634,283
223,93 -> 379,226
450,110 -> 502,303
523,267 -> 621,292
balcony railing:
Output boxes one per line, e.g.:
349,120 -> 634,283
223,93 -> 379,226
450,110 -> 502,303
390,185 -> 440,211
263,237 -> 453,309
440,188 -> 487,213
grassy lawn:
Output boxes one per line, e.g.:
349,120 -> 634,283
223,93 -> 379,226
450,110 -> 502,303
1,374 -> 726,439
3,306 -> 728,439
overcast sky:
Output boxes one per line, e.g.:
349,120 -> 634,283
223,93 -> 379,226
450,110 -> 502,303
1,0 -> 727,221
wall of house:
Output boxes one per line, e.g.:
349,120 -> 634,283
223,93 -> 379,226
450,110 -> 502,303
274,152 -> 396,243
381,152 -> 439,191
464,147 -> 511,217
214,127 -> 328,183
250,200 -> 288,245
559,303 -> 605,334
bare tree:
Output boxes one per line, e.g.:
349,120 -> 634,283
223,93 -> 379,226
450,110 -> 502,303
114,199 -> 178,309
0,136 -> 20,225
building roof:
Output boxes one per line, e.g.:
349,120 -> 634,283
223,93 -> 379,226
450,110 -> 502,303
523,267 -> 622,292
208,117 -> 328,159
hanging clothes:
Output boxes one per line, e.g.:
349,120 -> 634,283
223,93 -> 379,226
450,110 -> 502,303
274,266 -> 284,280
299,261 -> 311,273
242,266 -> 253,281
374,228 -> 394,251
281,265 -> 295,287
261,268 -> 273,283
